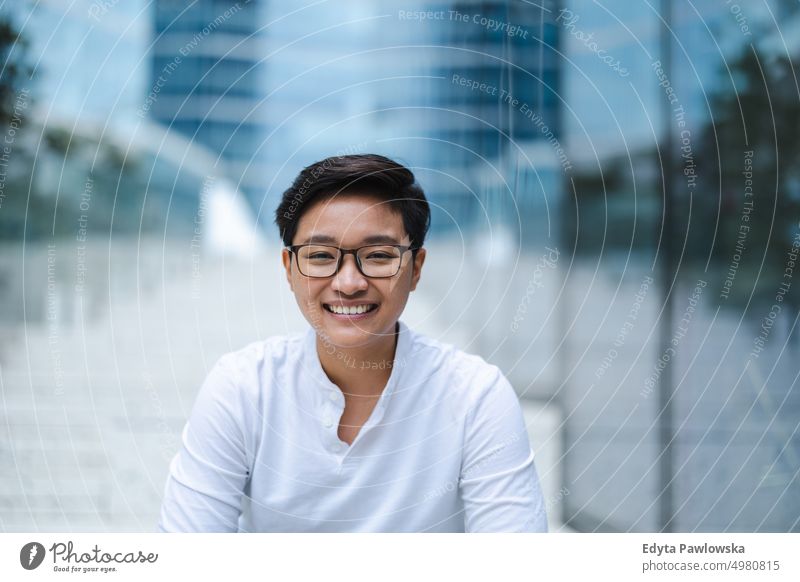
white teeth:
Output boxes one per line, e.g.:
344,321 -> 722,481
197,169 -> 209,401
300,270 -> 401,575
326,304 -> 375,315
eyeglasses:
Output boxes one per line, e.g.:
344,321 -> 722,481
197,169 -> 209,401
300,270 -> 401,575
287,243 -> 416,278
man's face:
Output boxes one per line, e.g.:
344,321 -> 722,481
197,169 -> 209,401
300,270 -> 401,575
281,193 -> 426,349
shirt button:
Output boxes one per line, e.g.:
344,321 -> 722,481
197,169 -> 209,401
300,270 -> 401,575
329,391 -> 339,402
323,415 -> 334,429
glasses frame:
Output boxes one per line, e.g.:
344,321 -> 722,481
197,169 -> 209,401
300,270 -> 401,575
287,243 -> 417,279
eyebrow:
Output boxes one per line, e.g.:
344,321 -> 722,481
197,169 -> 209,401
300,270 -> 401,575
299,234 -> 403,245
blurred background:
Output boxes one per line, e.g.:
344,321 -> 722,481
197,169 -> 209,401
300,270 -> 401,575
0,0 -> 798,532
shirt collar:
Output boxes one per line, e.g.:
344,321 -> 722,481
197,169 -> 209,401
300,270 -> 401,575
303,320 -> 411,409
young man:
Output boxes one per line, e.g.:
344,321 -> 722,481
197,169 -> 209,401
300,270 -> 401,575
158,154 -> 548,532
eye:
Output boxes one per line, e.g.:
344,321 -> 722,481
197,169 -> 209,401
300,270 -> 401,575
365,252 -> 394,260
308,252 -> 335,261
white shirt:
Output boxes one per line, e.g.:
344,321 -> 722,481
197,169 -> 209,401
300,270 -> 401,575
158,320 -> 547,532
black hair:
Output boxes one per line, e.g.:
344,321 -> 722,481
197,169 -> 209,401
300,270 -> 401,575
274,154 -> 430,251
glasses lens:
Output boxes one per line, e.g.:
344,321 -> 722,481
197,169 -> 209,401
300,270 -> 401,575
357,245 -> 402,277
297,245 -> 340,277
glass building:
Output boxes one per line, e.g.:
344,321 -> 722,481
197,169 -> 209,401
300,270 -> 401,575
559,0 -> 800,532
423,0 -> 562,240
149,0 -> 270,209
255,0 -> 560,240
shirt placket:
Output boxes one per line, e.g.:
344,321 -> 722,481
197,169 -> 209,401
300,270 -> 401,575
319,384 -> 393,469
321,388 -> 346,457
304,324 -> 405,467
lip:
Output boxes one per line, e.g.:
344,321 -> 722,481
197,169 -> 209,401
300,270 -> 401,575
322,302 -> 379,321
323,300 -> 379,307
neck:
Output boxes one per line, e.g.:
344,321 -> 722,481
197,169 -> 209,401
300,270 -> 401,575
316,322 -> 399,398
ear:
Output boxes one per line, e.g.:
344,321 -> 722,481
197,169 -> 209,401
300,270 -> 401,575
409,247 -> 426,292
281,248 -> 294,291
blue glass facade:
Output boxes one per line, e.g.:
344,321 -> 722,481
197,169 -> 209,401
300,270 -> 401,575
149,0 -> 269,209
559,0 -> 800,533
420,0 -> 561,239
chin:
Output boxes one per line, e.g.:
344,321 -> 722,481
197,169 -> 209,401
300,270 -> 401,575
321,323 -> 382,349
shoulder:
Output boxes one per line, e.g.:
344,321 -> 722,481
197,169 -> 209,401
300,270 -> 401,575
206,331 -> 306,399
404,327 -> 510,419
218,330 -> 304,370
409,329 -> 501,382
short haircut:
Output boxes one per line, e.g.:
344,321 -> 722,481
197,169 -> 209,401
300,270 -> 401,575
274,154 -> 431,251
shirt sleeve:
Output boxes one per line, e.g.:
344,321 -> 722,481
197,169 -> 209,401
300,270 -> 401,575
458,368 -> 548,532
158,356 -> 253,532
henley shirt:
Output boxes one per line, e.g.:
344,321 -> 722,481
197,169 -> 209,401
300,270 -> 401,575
158,320 -> 548,532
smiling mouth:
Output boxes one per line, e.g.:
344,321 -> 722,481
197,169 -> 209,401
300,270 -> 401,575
323,303 -> 378,315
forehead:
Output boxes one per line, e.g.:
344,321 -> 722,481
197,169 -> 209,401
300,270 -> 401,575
295,194 -> 407,245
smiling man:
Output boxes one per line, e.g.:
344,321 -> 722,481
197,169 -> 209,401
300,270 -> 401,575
158,154 -> 548,532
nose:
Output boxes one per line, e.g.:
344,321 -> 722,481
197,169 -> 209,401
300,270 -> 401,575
331,253 -> 368,294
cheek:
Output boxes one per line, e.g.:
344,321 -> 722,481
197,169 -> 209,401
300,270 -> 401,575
292,277 -> 321,305
292,274 -> 313,305
383,277 -> 409,300
385,263 -> 414,294
299,292 -> 326,324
